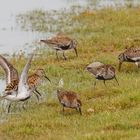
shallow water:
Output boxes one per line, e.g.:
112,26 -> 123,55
95,0 -> 140,9
0,0 -> 140,55
0,0 -> 88,55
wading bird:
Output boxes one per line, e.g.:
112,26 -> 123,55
118,46 -> 140,71
57,79 -> 82,115
40,33 -> 78,60
86,62 -> 119,88
0,54 -> 50,113
27,68 -> 51,101
57,89 -> 82,115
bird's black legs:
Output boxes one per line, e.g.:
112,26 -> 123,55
74,48 -> 78,57
114,76 -> 119,86
35,89 -> 42,97
76,107 -> 82,115
118,62 -> 123,71
62,105 -> 65,113
7,102 -> 12,113
63,51 -> 67,60
79,107 -> 82,115
94,80 -> 97,89
103,80 -> 107,87
33,89 -> 42,102
56,50 -> 59,60
22,102 -> 26,110
33,91 -> 40,102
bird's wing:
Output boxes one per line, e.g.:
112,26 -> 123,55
87,62 -> 104,69
4,79 -> 18,96
0,55 -> 19,85
41,34 -> 72,47
86,62 -> 104,76
96,66 -> 106,76
42,39 -> 70,46
98,65 -> 115,79
18,53 -> 34,93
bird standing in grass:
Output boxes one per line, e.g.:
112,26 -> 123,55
27,68 -> 51,101
118,46 -> 140,71
86,62 -> 119,88
0,55 -> 50,113
57,79 -> 82,115
40,33 -> 78,60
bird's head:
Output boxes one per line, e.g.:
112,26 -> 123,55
118,53 -> 125,62
36,68 -> 51,82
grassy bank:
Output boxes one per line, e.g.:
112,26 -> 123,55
0,7 -> 140,140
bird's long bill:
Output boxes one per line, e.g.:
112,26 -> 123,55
74,48 -> 78,57
118,61 -> 122,71
44,75 -> 51,82
40,40 -> 45,43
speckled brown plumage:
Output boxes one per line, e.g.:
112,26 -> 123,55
4,69 -> 50,102
40,33 -> 78,60
118,46 -> 140,70
86,62 -> 119,87
96,64 -> 116,80
5,79 -> 18,95
28,73 -> 43,90
57,89 -> 82,115
42,33 -> 72,46
0,55 -> 19,85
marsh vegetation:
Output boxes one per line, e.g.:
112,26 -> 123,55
0,1 -> 140,140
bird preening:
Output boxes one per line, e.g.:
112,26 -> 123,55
57,89 -> 82,115
86,62 -> 119,88
57,79 -> 82,115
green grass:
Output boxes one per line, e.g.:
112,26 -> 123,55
0,6 -> 140,140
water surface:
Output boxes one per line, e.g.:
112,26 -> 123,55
0,0 -> 140,55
